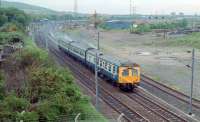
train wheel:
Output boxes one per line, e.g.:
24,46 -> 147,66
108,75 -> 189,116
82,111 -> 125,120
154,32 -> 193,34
128,85 -> 134,91
119,84 -> 124,91
119,84 -> 133,92
99,73 -> 104,78
112,82 -> 118,87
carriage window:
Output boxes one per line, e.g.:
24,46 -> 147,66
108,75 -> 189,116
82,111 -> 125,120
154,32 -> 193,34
105,62 -> 107,69
97,59 -> 100,65
81,51 -> 84,56
88,56 -> 91,61
100,60 -> 102,67
111,65 -> 115,74
108,65 -> 111,72
113,66 -> 116,74
102,61 -> 105,67
132,69 -> 138,76
122,69 -> 129,76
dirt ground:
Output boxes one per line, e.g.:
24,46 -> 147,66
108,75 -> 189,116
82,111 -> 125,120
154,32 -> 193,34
57,27 -> 200,100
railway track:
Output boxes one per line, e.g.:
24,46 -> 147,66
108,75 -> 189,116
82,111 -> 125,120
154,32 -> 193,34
126,90 -> 187,122
35,30 -> 192,122
46,28 -> 200,110
51,48 -> 149,122
141,75 -> 200,109
48,42 -> 188,122
53,48 -> 188,122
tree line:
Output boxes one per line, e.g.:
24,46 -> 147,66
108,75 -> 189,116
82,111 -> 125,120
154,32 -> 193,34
0,8 -> 31,30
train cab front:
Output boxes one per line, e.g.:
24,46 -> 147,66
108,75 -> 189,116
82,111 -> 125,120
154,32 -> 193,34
118,63 -> 140,91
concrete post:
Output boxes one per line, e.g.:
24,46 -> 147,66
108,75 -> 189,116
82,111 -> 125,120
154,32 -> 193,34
189,48 -> 195,115
117,113 -> 124,122
75,113 -> 81,122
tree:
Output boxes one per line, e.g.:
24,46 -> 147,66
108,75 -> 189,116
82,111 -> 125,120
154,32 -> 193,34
136,24 -> 151,33
16,14 -> 27,26
0,8 -> 30,28
0,14 -> 8,26
178,19 -> 188,28
0,72 -> 5,100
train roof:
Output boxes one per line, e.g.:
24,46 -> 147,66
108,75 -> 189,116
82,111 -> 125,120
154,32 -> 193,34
99,54 -> 139,67
101,54 -> 122,65
121,62 -> 140,67
71,41 -> 91,50
87,48 -> 121,65
57,33 -> 140,67
55,32 -> 73,43
58,33 -> 96,51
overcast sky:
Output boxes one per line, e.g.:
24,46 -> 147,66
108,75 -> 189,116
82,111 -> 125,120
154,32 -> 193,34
6,0 -> 200,15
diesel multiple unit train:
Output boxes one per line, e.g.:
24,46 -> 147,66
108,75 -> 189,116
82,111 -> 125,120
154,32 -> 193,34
58,39 -> 141,90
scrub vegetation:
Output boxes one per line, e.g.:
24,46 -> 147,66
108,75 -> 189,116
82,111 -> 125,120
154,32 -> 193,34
0,8 -> 105,121
161,32 -> 200,49
132,19 -> 188,33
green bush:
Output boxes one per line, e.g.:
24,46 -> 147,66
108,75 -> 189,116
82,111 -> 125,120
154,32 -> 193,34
165,32 -> 200,49
16,43 -> 50,68
0,14 -> 8,26
136,24 -> 151,33
149,19 -> 188,30
25,66 -> 91,121
0,71 -> 5,100
2,94 -> 30,112
27,67 -> 73,101
0,94 -> 31,121
132,19 -> 189,33
0,31 -> 23,45
16,111 -> 39,122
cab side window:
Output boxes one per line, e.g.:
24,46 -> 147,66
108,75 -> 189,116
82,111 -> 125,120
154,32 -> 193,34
132,69 -> 138,76
122,69 -> 129,76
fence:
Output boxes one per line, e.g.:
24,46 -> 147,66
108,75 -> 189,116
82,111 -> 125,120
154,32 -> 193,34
0,113 -> 127,122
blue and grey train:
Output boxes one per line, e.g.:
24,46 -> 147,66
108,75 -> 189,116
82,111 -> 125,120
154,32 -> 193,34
58,39 -> 141,90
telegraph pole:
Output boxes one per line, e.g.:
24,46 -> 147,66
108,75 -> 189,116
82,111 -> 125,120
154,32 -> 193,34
97,32 -> 100,50
132,0 -> 135,17
94,9 -> 100,111
74,0 -> 78,18
45,33 -> 49,52
95,31 -> 100,110
95,52 -> 99,111
189,48 -> 195,115
130,0 -> 132,16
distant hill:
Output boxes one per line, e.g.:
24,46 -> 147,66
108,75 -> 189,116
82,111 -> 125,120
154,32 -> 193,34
1,1 -> 58,15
